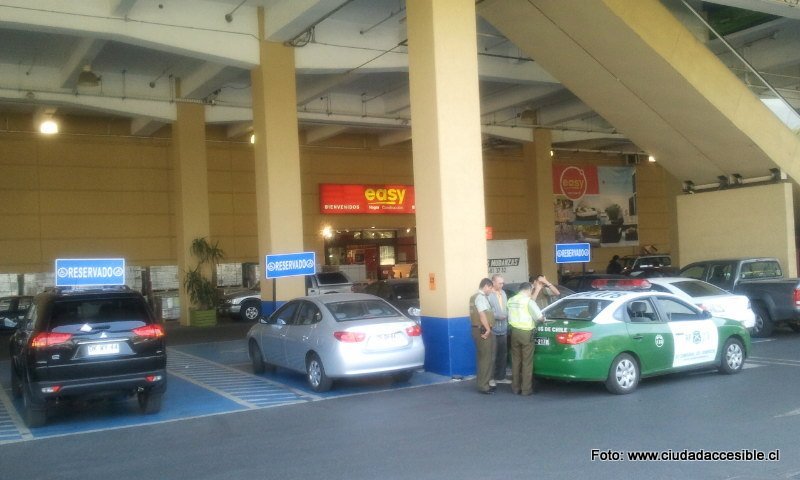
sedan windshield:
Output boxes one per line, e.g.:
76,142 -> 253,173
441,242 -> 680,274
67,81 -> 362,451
326,300 -> 400,321
544,298 -> 612,321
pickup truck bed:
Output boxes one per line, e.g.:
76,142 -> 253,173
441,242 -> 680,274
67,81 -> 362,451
734,279 -> 800,337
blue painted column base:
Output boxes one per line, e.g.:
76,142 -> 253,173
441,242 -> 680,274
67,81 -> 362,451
420,315 -> 476,377
260,300 -> 286,317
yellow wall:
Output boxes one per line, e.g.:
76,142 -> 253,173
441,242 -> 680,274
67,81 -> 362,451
0,115 -> 680,277
677,182 -> 797,276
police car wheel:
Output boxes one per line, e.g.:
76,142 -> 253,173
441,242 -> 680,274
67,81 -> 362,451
719,338 -> 744,374
605,353 -> 639,395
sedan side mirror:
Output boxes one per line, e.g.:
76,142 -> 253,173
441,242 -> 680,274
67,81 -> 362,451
701,310 -> 712,319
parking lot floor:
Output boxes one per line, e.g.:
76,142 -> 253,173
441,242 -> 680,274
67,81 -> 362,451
0,324 -> 451,444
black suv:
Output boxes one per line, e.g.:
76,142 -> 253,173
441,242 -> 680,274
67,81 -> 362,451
9,287 -> 166,427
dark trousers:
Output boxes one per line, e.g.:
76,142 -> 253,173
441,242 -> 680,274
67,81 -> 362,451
510,327 -> 535,394
472,327 -> 495,392
492,333 -> 508,380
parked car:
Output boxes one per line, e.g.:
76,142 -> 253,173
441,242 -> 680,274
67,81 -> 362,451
534,282 -> 750,394
363,279 -> 421,321
247,293 -> 424,392
627,266 -> 681,278
561,273 -> 627,293
0,295 -> 33,331
218,272 -> 355,321
680,258 -> 800,337
620,254 -> 672,274
644,277 -> 755,329
9,287 -> 166,427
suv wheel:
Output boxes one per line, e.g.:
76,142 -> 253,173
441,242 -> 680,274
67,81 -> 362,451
138,390 -> 163,414
22,384 -> 46,427
10,364 -> 22,399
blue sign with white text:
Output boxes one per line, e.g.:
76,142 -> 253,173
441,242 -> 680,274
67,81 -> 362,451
55,258 -> 126,287
555,243 -> 591,264
265,252 -> 316,279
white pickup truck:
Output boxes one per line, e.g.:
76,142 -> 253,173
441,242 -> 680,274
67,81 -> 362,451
218,272 -> 353,321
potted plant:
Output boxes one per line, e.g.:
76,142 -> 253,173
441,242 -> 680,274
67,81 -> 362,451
183,237 -> 225,327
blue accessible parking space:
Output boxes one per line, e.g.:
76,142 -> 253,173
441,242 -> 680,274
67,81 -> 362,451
0,339 -> 450,444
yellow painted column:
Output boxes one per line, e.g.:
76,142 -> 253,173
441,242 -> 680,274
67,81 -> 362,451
172,100 -> 210,326
251,9 -> 305,309
523,131 -> 558,282
407,0 -> 486,375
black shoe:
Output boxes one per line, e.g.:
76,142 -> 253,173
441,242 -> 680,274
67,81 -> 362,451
479,388 -> 495,395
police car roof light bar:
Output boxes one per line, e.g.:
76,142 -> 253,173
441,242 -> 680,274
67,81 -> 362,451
590,278 -> 651,290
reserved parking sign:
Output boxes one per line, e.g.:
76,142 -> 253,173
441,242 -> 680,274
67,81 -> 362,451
55,258 -> 126,287
265,252 -> 316,279
555,243 -> 591,264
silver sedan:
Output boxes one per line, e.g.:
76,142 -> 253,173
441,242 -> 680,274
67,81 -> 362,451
246,293 -> 425,392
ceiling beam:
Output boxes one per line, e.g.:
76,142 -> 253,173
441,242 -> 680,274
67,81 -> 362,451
482,125 -> 534,143
703,0 -> 800,20
226,122 -> 252,139
58,38 -> 106,88
378,129 -> 412,146
305,124 -> 350,143
296,72 -> 361,106
130,117 -> 165,136
264,0 -> 352,42
550,130 -> 625,143
536,98 -> 594,125
481,84 -> 562,116
112,0 -> 138,17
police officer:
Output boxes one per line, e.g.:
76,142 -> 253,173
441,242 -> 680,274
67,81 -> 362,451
470,278 -> 495,394
507,282 -> 544,395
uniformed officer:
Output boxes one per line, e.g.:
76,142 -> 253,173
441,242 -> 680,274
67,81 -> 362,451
470,278 -> 496,394
487,274 -> 509,387
507,282 -> 544,395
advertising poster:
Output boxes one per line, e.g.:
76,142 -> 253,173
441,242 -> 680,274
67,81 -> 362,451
553,165 -> 638,248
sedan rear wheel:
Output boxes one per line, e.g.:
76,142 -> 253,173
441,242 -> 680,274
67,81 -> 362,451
719,337 -> 744,374
605,353 -> 639,395
306,353 -> 333,392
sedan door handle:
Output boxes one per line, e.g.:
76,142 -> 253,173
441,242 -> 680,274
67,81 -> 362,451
632,334 -> 644,340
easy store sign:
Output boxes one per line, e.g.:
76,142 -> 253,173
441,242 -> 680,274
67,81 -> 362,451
55,258 -> 126,287
265,252 -> 316,279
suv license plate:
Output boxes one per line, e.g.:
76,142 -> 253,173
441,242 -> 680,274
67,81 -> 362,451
87,343 -> 120,356
534,337 -> 550,346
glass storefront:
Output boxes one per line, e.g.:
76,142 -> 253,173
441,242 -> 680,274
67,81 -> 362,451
324,228 -> 417,281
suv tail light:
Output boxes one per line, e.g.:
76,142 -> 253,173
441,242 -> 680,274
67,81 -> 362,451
794,288 -> 800,307
334,331 -> 365,342
405,324 -> 422,336
132,324 -> 165,338
31,332 -> 73,348
555,331 -> 592,345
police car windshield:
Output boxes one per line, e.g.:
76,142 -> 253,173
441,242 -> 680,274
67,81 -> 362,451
544,298 -> 612,321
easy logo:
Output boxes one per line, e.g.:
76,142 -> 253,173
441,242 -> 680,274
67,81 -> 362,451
559,166 -> 588,200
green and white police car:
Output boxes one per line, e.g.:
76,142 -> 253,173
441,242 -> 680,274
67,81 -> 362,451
534,279 -> 751,394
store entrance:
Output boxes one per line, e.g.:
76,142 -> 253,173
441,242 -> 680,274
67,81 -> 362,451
325,229 -> 417,282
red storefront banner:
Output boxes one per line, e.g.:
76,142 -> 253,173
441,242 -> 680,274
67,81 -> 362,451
319,184 -> 416,214
552,165 -> 600,200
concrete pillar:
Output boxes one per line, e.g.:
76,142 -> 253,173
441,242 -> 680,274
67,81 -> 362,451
523,131 -> 558,282
172,99 -> 210,326
251,8 -> 305,312
407,0 -> 486,376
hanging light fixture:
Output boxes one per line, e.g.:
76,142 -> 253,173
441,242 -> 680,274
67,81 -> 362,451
77,64 -> 101,87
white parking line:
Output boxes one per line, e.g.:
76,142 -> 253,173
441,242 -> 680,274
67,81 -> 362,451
0,385 -> 32,444
748,356 -> 800,367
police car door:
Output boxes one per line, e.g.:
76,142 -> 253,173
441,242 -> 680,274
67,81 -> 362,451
654,296 -> 718,368
622,297 -> 674,375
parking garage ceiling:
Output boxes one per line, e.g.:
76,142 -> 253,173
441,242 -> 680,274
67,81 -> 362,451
0,0 -> 798,182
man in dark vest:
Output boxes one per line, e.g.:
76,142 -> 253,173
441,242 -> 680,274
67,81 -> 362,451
470,278 -> 496,394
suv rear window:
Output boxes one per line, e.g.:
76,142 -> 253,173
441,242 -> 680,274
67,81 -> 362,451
50,297 -> 150,330
316,272 -> 350,285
